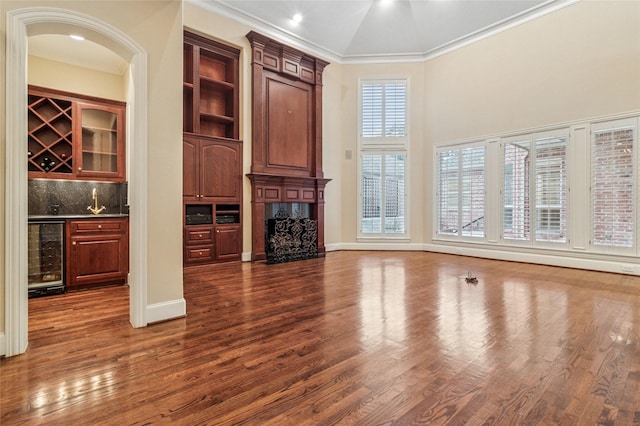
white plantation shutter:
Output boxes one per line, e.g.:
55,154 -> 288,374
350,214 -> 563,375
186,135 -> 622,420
360,80 -> 406,145
535,135 -> 567,243
384,154 -> 406,233
437,150 -> 459,235
592,121 -> 635,251
461,147 -> 485,237
360,153 -> 406,235
437,145 -> 485,238
361,154 -> 382,233
503,139 -> 531,241
502,132 -> 568,245
361,84 -> 383,138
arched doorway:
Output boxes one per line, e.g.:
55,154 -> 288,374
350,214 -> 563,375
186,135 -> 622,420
4,7 -> 148,357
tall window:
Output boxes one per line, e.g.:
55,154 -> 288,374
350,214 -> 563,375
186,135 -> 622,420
436,144 -> 485,238
502,131 -> 567,244
361,153 -> 406,234
361,80 -> 407,144
591,119 -> 636,253
359,79 -> 407,237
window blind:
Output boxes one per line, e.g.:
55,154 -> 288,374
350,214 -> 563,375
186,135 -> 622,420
437,150 -> 459,235
384,154 -> 406,233
361,81 -> 406,141
535,136 -> 567,243
360,153 -> 406,235
361,154 -> 382,233
503,140 -> 531,241
592,127 -> 634,249
437,145 -> 485,238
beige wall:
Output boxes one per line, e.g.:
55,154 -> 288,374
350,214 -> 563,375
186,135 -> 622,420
423,0 -> 640,143
28,55 -> 126,101
421,0 -> 640,240
1,0 -> 183,339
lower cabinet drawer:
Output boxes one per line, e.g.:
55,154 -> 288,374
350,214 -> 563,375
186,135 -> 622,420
185,246 -> 213,262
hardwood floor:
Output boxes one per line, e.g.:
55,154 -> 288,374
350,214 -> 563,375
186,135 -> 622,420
2,251 -> 640,425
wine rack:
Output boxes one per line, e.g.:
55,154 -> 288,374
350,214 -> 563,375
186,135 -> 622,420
28,94 -> 74,177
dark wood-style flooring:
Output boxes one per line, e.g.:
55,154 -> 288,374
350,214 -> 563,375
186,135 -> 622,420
2,251 -> 640,425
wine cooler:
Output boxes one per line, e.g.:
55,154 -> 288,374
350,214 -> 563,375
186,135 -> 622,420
28,221 -> 65,297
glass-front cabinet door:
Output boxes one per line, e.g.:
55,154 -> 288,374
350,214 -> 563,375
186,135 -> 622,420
74,101 -> 126,182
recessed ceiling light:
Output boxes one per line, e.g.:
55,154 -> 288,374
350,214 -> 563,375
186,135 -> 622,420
292,13 -> 303,24
69,34 -> 85,41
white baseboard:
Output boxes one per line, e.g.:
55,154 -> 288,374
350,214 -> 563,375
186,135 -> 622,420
146,298 -> 186,324
424,243 -> 640,276
242,251 -> 252,262
340,242 -> 425,251
324,243 -> 342,252
0,332 -> 5,357
323,241 -> 640,276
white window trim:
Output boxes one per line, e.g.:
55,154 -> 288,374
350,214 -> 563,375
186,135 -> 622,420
357,150 -> 409,239
589,117 -> 639,256
358,78 -> 409,150
434,140 -> 487,242
499,129 -> 570,249
357,77 -> 410,240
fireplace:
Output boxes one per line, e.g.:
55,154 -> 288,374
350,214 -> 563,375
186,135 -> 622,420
265,203 -> 317,264
246,31 -> 331,262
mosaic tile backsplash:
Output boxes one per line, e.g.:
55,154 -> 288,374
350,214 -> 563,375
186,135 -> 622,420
29,180 -> 128,216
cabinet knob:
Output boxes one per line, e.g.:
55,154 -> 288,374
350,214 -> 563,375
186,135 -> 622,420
78,167 -> 82,171
72,241 -> 77,246
198,234 -> 203,238
98,225 -> 102,229
216,229 -> 220,233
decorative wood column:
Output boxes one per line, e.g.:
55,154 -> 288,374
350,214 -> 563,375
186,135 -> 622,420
245,31 -> 330,261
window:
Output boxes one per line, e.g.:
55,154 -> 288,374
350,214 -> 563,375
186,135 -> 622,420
591,119 -> 636,253
502,131 -> 567,245
360,80 -> 406,146
360,153 -> 406,235
359,79 -> 408,238
436,144 -> 485,238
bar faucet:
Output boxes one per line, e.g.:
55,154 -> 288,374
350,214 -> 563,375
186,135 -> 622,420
87,188 -> 106,215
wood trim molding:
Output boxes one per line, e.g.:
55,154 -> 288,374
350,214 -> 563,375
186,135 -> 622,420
5,7 -> 149,356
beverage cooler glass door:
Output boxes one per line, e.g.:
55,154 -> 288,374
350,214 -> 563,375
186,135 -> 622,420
28,221 -> 65,297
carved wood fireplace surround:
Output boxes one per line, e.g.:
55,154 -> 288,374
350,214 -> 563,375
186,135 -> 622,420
246,31 -> 330,261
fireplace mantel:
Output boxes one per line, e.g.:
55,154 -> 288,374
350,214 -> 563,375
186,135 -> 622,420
246,31 -> 330,261
247,174 -> 331,204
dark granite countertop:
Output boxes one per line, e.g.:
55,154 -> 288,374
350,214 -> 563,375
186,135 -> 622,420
28,214 -> 129,221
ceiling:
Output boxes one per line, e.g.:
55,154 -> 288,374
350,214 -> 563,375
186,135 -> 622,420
28,34 -> 129,75
27,0 -> 573,75
202,0 -> 573,63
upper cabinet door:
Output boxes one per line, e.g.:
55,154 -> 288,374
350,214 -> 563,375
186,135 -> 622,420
27,86 -> 126,183
74,101 -> 126,182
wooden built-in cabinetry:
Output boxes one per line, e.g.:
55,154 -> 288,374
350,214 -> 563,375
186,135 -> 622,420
66,218 -> 129,290
183,136 -> 241,202
245,31 -> 330,261
28,85 -> 126,182
183,31 -> 242,266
